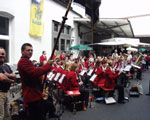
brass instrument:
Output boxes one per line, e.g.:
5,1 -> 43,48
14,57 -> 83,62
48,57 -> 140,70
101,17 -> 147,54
43,83 -> 49,100
135,53 -> 143,66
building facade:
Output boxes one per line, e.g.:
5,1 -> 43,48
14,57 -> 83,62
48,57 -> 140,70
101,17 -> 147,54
0,0 -> 92,64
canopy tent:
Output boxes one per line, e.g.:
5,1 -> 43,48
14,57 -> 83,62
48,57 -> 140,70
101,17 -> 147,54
91,41 -> 138,47
127,47 -> 138,52
89,37 -> 150,47
69,44 -> 93,50
139,48 -> 147,52
69,44 -> 93,58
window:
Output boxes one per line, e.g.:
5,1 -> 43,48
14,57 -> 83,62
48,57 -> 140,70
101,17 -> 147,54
0,16 -> 9,35
61,27 -> 64,33
66,40 -> 70,51
61,39 -> 65,51
66,27 -> 70,34
54,23 -> 58,32
54,38 -> 59,50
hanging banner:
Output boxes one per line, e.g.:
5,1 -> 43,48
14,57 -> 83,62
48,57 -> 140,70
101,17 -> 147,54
29,0 -> 44,37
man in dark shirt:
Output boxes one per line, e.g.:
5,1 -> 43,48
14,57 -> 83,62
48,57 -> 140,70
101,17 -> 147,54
0,47 -> 16,120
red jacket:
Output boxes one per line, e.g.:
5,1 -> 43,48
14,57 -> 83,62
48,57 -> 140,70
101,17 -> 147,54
52,54 -> 56,59
60,55 -> 65,60
17,57 -> 52,106
59,70 -> 68,90
63,71 -> 79,91
40,55 -> 47,63
93,66 -> 104,86
104,68 -> 118,89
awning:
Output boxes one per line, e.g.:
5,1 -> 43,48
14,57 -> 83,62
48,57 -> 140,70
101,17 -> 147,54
88,37 -> 150,47
74,18 -> 134,37
91,42 -> 138,47
127,47 -> 138,52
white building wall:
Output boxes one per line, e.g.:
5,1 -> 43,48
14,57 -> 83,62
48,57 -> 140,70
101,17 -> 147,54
0,0 -> 81,64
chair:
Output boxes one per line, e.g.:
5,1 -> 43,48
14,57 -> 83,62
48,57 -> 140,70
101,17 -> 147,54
64,89 -> 81,114
100,86 -> 114,98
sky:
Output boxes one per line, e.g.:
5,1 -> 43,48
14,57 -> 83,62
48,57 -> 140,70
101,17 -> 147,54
99,0 -> 150,18
72,0 -> 150,36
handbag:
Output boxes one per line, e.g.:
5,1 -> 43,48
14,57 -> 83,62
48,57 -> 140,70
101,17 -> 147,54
129,86 -> 139,97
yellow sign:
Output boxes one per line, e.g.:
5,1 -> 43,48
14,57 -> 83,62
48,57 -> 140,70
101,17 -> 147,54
29,0 -> 44,37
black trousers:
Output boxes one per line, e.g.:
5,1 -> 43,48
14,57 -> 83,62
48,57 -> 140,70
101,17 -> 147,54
43,96 -> 56,116
115,85 -> 124,102
136,69 -> 142,80
27,100 -> 46,120
79,87 -> 89,106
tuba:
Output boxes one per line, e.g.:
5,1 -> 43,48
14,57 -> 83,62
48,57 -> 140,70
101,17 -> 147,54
135,53 -> 143,66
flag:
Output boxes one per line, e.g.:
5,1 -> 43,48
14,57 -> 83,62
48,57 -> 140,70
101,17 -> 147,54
29,0 -> 44,37
74,0 -> 101,26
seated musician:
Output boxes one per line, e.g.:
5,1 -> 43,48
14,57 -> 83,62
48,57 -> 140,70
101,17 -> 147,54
95,60 -> 108,87
93,61 -> 104,86
106,62 -> 125,103
63,63 -> 89,107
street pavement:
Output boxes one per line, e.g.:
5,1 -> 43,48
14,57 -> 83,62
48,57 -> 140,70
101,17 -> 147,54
52,70 -> 150,120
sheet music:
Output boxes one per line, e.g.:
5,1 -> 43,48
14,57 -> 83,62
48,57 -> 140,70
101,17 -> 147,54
54,73 -> 61,81
80,70 -> 86,76
49,74 -> 55,81
90,74 -> 97,82
47,72 -> 53,79
124,65 -> 132,71
58,74 -> 66,84
117,67 -> 124,72
131,64 -> 141,69
87,69 -> 94,76
105,97 -> 116,104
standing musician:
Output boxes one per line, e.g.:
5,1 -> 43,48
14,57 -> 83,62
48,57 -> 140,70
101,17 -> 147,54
39,50 -> 47,65
17,43 -> 54,120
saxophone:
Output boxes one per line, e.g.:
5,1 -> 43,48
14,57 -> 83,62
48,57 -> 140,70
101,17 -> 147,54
43,82 -> 49,100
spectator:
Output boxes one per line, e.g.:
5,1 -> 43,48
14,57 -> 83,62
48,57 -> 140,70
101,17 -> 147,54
0,47 -> 16,120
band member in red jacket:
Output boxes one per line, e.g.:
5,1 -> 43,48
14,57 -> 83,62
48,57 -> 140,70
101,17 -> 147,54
105,62 -> 125,103
18,43 -> 53,120
93,61 -> 104,86
40,50 -> 47,65
63,63 -> 89,107
60,51 -> 66,60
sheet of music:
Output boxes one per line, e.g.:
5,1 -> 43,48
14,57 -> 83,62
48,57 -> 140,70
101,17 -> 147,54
54,73 -> 61,81
105,97 -> 116,104
87,69 -> 94,76
49,74 -> 55,81
124,65 -> 132,71
131,64 -> 141,69
47,72 -> 53,79
90,74 -> 97,82
80,70 -> 86,76
58,74 -> 66,84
